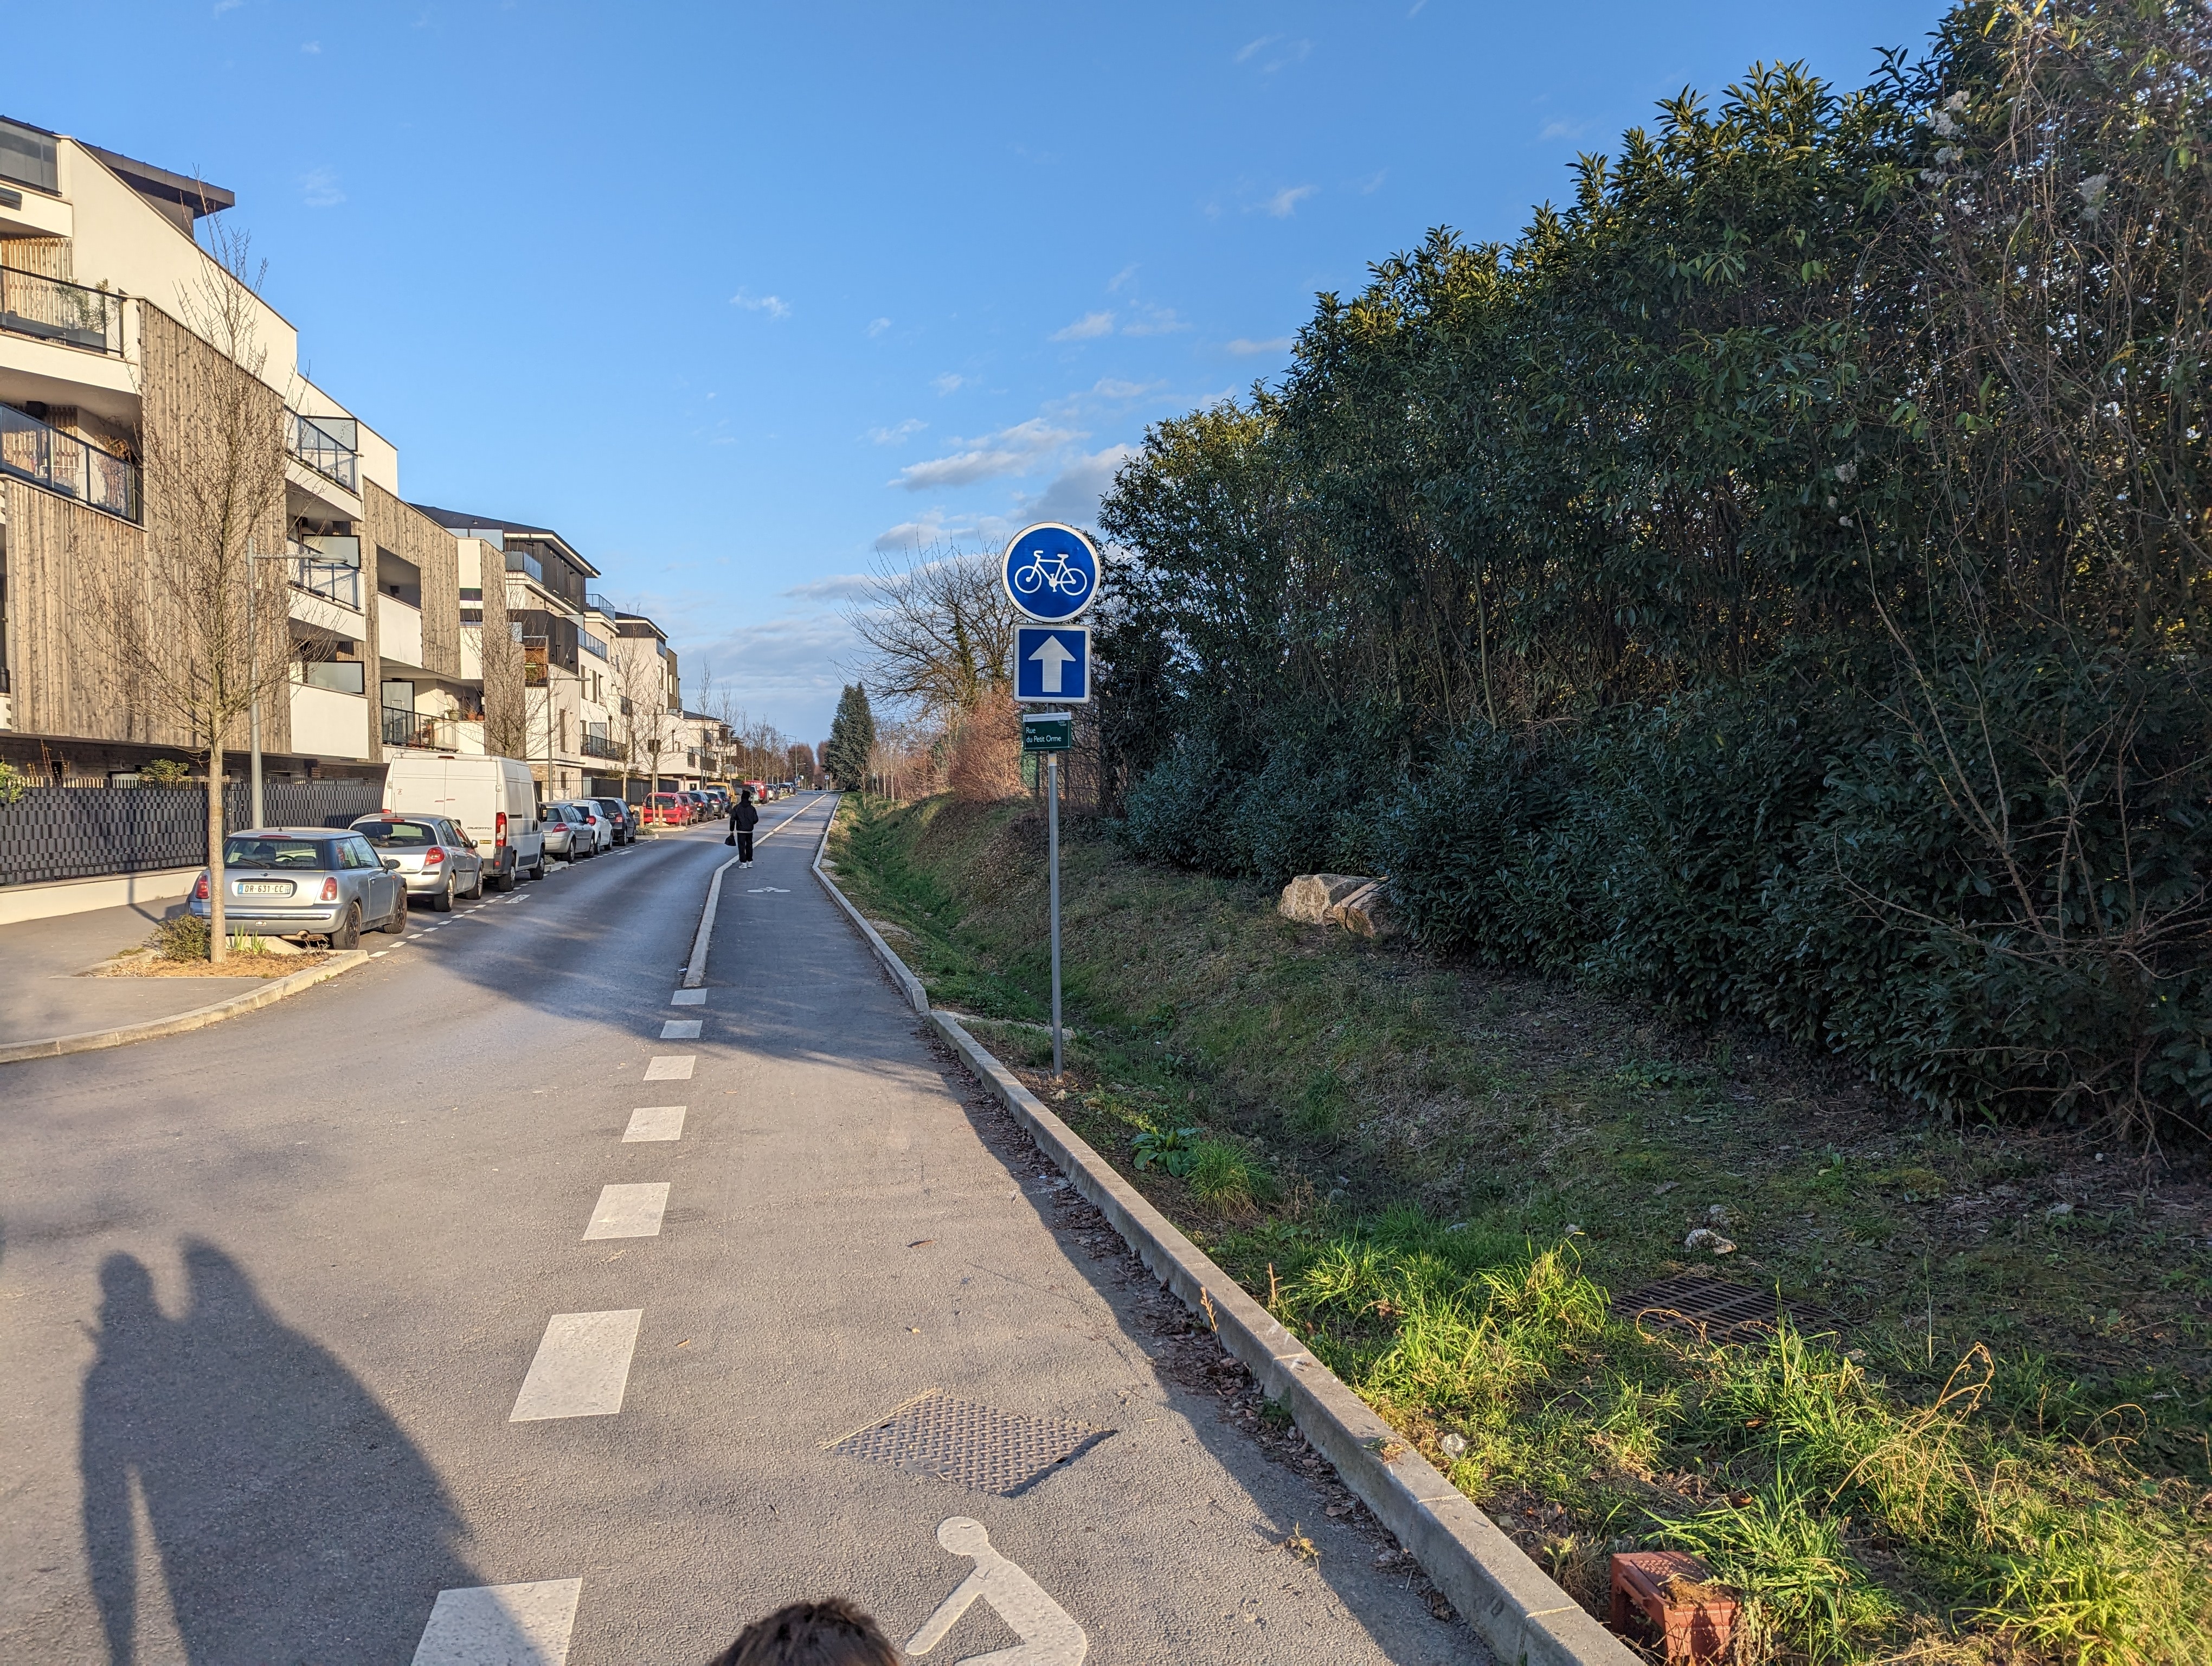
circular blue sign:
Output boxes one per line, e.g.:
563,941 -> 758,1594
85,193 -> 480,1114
1001,522 -> 1099,621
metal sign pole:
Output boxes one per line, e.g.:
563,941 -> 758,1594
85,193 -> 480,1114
1047,749 -> 1063,1078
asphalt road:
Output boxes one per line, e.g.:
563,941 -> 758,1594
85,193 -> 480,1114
0,793 -> 1478,1665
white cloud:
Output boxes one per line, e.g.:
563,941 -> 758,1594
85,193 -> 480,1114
1051,310 -> 1115,342
1121,305 -> 1188,337
731,290 -> 792,319
300,40 -> 321,53
679,612 -> 858,739
1234,35 -> 1311,72
1261,184 -> 1314,218
780,573 -> 878,601
1013,445 -> 1137,530
891,419 -> 1080,491
1359,170 -> 1386,194
872,510 -> 979,552
1092,377 -> 1165,399
1225,337 -> 1293,356
1539,118 -> 1590,142
212,0 -> 242,13
869,418 -> 925,445
1107,264 -> 1139,294
300,168 -> 345,209
866,317 -> 892,337
931,372 -> 968,395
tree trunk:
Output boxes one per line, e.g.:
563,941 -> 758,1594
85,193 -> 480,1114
205,749 -> 227,964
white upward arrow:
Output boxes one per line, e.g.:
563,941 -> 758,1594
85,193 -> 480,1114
1028,634 -> 1076,694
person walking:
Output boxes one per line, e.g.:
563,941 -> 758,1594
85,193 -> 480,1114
730,786 -> 760,867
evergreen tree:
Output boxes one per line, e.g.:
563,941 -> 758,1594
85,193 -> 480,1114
825,684 -> 877,790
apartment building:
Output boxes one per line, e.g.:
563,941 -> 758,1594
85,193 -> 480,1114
0,113 -> 504,783
414,508 -> 613,800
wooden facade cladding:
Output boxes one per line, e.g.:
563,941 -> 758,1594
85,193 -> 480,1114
3,303 -> 291,757
364,482 -> 461,678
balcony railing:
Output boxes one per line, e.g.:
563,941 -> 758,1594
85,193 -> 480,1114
286,411 -> 359,492
288,536 -> 362,610
382,705 -> 462,749
0,403 -> 140,522
0,266 -> 125,356
581,629 -> 608,659
581,733 -> 627,762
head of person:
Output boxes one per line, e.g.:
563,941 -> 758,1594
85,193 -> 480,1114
741,787 -> 754,803
706,1599 -> 901,1666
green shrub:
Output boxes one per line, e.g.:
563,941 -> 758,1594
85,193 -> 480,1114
138,758 -> 191,787
151,913 -> 210,962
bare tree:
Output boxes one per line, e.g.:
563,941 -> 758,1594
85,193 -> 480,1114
608,629 -> 673,796
86,224 -> 298,963
846,543 -> 1019,718
479,616 -> 529,758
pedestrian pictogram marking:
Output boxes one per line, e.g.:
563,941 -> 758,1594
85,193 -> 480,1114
906,1517 -> 1087,1664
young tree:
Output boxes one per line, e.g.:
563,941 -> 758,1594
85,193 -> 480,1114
847,544 -> 1019,717
87,225 -> 297,964
608,628 -> 673,796
825,684 -> 876,789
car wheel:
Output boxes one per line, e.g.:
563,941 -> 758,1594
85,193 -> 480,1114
331,904 -> 362,950
490,859 -> 513,893
431,875 -> 454,912
529,854 -> 546,880
465,866 -> 485,900
378,896 -> 408,933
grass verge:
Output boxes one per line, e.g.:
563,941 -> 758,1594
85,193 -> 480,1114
831,793 -> 2212,1665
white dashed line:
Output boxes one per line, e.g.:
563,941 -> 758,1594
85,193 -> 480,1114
582,1183 -> 670,1240
411,1578 -> 582,1665
510,1310 -> 643,1421
669,989 -> 706,1007
622,1105 -> 686,1143
660,1018 -> 702,1040
643,1055 -> 695,1081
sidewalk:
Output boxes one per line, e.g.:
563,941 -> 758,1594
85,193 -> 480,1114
0,895 -> 274,1048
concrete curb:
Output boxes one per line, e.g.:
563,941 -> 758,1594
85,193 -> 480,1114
811,845 -> 1635,1666
0,950 -> 374,1066
811,798 -> 929,1015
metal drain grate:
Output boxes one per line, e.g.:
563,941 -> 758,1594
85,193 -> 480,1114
1616,1274 -> 1838,1344
827,1389 -> 1113,1496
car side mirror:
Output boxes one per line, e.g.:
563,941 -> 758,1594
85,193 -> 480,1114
382,857 -> 403,871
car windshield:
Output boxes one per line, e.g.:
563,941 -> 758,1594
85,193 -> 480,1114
225,837 -> 329,869
358,819 -> 436,845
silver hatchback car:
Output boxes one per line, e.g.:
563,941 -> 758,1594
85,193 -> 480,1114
350,812 -> 485,911
189,827 -> 407,947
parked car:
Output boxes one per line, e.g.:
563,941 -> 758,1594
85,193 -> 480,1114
383,754 -> 545,890
588,796 -> 638,844
553,800 -> 615,855
542,803 -> 591,860
191,828 -> 407,948
350,812 -> 485,911
642,791 -> 690,828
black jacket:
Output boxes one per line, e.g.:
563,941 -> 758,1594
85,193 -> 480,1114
730,800 -> 759,831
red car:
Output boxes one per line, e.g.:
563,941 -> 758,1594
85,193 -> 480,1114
641,792 -> 692,827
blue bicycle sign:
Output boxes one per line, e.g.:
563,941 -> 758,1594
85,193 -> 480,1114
1000,522 -> 1099,621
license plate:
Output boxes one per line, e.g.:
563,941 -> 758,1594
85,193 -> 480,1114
238,881 -> 293,896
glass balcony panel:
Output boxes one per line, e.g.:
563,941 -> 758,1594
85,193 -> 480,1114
301,659 -> 366,695
0,267 -> 125,355
285,411 -> 359,492
0,403 -> 142,522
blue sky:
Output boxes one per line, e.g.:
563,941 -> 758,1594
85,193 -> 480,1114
9,1 -> 1949,741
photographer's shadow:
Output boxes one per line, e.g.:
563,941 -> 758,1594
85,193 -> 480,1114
81,1241 -> 477,1664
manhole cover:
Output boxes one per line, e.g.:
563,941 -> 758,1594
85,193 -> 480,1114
1616,1274 -> 1837,1344
827,1389 -> 1113,1496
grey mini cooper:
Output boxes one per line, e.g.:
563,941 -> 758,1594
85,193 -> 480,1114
189,828 -> 408,947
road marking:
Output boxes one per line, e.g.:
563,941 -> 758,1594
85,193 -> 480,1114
669,989 -> 706,1006
643,1054 -> 695,1081
623,1105 -> 686,1142
660,1018 -> 703,1040
583,1182 -> 670,1240
411,1578 -> 582,1665
510,1310 -> 644,1420
744,886 -> 791,894
907,1518 -> 1087,1663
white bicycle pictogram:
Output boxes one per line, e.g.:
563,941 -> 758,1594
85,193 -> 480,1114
1011,548 -> 1090,601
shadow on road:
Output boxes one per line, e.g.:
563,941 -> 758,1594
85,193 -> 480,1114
81,1241 -> 474,1664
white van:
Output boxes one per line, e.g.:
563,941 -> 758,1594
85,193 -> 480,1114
382,755 -> 545,891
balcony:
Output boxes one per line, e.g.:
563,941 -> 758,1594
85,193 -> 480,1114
1,267 -> 124,356
288,536 -> 362,611
582,732 -> 627,762
288,680 -> 371,759
377,591 -> 423,669
286,411 -> 359,492
0,401 -> 139,522
385,707 -> 488,754
581,629 -> 608,660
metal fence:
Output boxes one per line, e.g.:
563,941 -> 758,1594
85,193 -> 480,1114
0,779 -> 384,887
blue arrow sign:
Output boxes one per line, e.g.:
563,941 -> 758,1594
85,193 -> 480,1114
1001,522 -> 1099,621
1014,625 -> 1090,703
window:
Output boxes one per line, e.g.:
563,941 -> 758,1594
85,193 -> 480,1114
224,836 -> 327,869
359,819 -> 436,845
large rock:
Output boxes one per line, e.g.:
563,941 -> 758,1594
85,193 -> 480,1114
1278,873 -> 1378,925
1333,881 -> 1400,940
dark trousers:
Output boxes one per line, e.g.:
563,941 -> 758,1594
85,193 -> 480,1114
736,829 -> 754,861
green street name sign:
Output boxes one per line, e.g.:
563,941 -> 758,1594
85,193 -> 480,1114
1021,712 -> 1073,753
